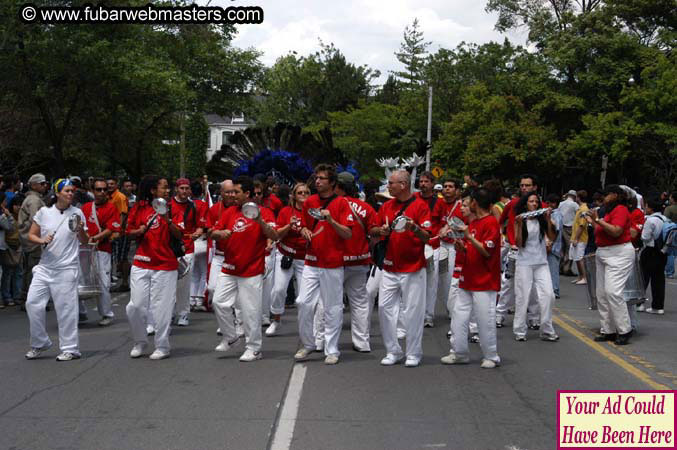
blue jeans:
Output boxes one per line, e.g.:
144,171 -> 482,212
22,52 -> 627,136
547,253 -> 561,297
666,254 -> 675,277
2,263 -> 24,302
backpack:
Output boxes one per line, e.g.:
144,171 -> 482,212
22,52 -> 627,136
655,216 -> 677,256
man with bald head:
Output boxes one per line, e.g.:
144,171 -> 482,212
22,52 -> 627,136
370,170 -> 431,367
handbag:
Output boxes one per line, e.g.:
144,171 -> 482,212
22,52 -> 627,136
280,254 -> 293,270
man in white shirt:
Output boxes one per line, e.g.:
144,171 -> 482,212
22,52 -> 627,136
558,190 -> 579,276
639,197 -> 668,315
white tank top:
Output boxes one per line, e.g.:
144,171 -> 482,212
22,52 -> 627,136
516,218 -> 547,266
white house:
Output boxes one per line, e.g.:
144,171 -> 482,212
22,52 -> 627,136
205,113 -> 254,161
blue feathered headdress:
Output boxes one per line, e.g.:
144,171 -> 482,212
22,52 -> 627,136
234,150 -> 314,185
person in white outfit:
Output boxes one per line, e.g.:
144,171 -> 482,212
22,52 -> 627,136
80,178 -> 122,327
370,170 -> 431,368
253,180 -> 276,327
211,175 -> 279,362
266,182 -> 310,336
513,192 -> 559,342
125,175 -> 181,360
25,178 -> 89,361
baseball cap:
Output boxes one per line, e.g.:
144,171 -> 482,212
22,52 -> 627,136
28,173 -> 47,184
337,171 -> 355,185
434,184 -> 443,190
567,190 -> 577,197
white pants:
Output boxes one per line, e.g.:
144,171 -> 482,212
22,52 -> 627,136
270,252 -> 304,315
497,268 -> 540,323
451,289 -> 500,363
190,238 -> 209,301
596,243 -> 634,335
424,246 -> 439,321
213,273 -> 263,352
261,250 -> 276,320
296,266 -> 344,357
128,267 -> 177,352
344,265 -> 371,351
26,265 -> 80,354
438,244 -> 456,314
208,254 -> 241,325
378,269 -> 426,359
174,252 -> 195,318
446,277 -> 478,342
513,263 -> 556,337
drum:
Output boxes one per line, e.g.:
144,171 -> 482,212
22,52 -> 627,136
622,249 -> 645,304
391,216 -> 408,233
78,244 -> 102,299
582,253 -> 597,310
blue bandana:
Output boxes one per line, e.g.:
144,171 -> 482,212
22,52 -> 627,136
54,178 -> 73,193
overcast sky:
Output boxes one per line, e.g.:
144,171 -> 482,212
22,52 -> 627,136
218,0 -> 526,84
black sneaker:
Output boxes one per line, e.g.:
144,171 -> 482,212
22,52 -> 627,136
614,330 -> 633,345
593,333 -> 617,342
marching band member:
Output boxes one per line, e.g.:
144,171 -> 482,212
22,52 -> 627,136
189,179 -> 210,311
211,176 -> 278,361
126,176 -> 181,360
293,164 -> 354,365
253,180 -> 277,327
171,178 -> 206,327
441,188 -> 501,368
585,185 -> 635,345
25,179 -> 88,361
416,171 -> 439,328
266,182 -> 310,336
336,171 -> 377,353
513,192 -> 559,342
371,170 -> 431,367
81,178 -> 121,327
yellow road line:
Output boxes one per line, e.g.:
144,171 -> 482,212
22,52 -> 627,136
552,314 -> 670,390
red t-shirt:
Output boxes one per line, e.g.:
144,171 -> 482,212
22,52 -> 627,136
170,198 -> 207,254
459,214 -> 501,291
207,202 -> 228,254
301,194 -> 354,268
81,201 -> 121,253
416,192 -> 440,249
376,197 -> 432,273
344,196 -> 377,266
499,198 -> 518,246
263,193 -> 283,216
630,208 -> 645,246
127,202 -> 178,271
215,205 -> 275,277
276,205 -> 306,259
595,204 -> 632,247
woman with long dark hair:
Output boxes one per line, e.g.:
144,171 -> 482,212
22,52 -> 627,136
513,192 -> 559,342
585,185 -> 635,345
125,175 -> 182,360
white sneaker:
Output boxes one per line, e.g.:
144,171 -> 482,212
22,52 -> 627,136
380,353 -> 404,366
176,315 -> 189,326
262,316 -> 271,326
239,349 -> 262,362
480,359 -> 499,369
496,316 -> 505,328
645,308 -> 665,315
315,341 -> 324,352
25,344 -> 52,360
515,335 -> 527,342
294,347 -> 313,361
98,317 -> 113,327
265,320 -> 280,336
324,355 -> 339,365
216,328 -> 222,336
235,323 -> 245,337
146,325 -> 155,336
424,319 -> 434,328
404,356 -> 420,367
636,303 -> 646,312
56,352 -> 81,361
130,343 -> 146,358
396,329 -> 406,340
440,353 -> 469,365
149,349 -> 170,360
215,340 -> 231,352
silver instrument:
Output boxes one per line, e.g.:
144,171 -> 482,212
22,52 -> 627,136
78,244 -> 102,299
177,256 -> 190,279
446,216 -> 465,239
504,248 -> 517,279
391,215 -> 409,233
68,214 -> 82,232
517,207 -> 551,220
242,202 -> 260,220
308,208 -> 325,220
152,198 -> 168,215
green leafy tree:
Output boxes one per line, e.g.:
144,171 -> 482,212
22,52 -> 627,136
393,18 -> 431,88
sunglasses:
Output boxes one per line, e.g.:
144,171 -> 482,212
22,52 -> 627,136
296,191 -> 310,195
94,187 -> 107,192
254,192 -> 263,196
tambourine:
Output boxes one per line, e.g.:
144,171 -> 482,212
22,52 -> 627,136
517,207 -> 551,220
68,214 -> 82,232
152,198 -> 168,215
242,202 -> 260,219
391,216 -> 409,233
307,208 -> 325,220
446,216 -> 465,239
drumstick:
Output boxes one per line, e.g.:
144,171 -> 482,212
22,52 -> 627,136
44,214 -> 73,248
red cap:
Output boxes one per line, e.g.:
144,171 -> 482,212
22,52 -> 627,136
176,178 -> 190,187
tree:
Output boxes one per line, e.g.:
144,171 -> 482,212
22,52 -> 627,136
393,19 -> 431,87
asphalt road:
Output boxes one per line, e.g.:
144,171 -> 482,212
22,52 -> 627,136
1,276 -> 675,450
